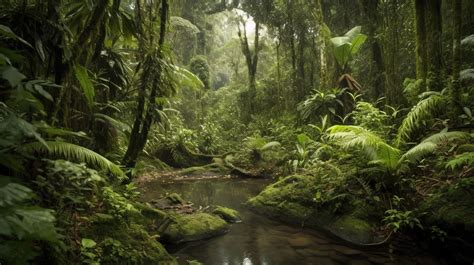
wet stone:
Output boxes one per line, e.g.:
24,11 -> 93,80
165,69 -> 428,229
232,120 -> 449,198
332,245 -> 363,256
349,260 -> 373,265
287,236 -> 314,248
296,248 -> 331,257
367,255 -> 390,264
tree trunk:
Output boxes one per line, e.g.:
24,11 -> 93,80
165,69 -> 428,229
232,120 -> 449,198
425,0 -> 443,91
314,0 -> 329,90
361,0 -> 385,99
450,0 -> 462,120
237,17 -> 260,123
414,0 -> 427,89
122,0 -> 169,169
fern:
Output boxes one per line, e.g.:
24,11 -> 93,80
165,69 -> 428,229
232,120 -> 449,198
400,131 -> 470,164
446,152 -> 474,170
94,113 -> 131,133
19,141 -> 126,181
396,93 -> 445,146
328,125 -> 400,170
260,141 -> 281,151
422,131 -> 470,144
400,142 -> 437,164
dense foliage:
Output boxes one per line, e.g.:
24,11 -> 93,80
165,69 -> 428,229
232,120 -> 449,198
0,0 -> 473,264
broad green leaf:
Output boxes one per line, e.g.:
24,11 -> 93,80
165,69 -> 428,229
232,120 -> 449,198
0,66 -> 25,87
74,65 -> 95,109
35,38 -> 46,62
172,65 -> 204,90
344,26 -> 362,39
330,26 -> 366,67
350,34 -> 367,55
81,238 -> 96,248
0,25 -> 32,48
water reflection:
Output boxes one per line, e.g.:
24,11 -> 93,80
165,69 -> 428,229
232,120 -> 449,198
141,178 -> 447,265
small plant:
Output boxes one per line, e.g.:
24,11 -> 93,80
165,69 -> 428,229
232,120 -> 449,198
102,187 -> 139,218
383,196 -> 423,232
288,133 -> 313,172
351,101 -> 390,136
429,226 -> 447,242
81,238 -> 100,265
384,209 -> 422,232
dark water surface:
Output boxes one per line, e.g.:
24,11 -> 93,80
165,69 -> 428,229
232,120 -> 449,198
140,177 -> 446,265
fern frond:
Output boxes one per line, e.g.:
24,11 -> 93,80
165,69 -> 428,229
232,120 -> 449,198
260,141 -> 281,151
19,141 -> 126,181
94,113 -> 131,132
400,131 -> 469,165
328,125 -> 400,170
446,152 -> 474,170
422,131 -> 470,144
400,142 -> 437,164
396,94 -> 445,146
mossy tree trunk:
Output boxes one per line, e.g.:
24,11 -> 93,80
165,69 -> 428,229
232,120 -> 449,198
425,0 -> 443,91
361,0 -> 385,100
122,0 -> 169,170
450,0 -> 462,121
237,17 -> 260,123
414,0 -> 428,89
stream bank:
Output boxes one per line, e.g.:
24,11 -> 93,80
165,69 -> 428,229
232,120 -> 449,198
138,172 -> 450,265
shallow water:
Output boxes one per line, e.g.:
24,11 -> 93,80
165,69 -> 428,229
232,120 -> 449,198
140,177 -> 447,265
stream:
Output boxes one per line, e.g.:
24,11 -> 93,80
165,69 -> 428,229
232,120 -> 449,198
140,175 -> 447,265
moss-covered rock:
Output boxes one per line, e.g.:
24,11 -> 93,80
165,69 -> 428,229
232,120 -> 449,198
212,206 -> 241,223
162,213 -> 229,243
328,216 -> 374,244
247,174 -> 376,245
88,220 -> 176,264
151,193 -> 186,209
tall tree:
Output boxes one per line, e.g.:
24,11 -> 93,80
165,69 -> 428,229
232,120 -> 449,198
425,0 -> 443,91
237,15 -> 260,123
313,0 -> 330,90
361,0 -> 386,99
414,0 -> 428,87
122,0 -> 169,170
450,0 -> 462,119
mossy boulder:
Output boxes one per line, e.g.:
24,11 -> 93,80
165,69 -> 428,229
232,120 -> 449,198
247,174 -> 327,223
163,213 -> 229,243
328,216 -> 374,244
247,174 -> 376,244
212,206 -> 241,223
88,221 -> 176,264
151,193 -> 186,209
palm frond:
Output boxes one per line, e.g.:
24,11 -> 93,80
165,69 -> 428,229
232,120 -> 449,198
19,141 -> 126,181
94,113 -> 131,133
396,94 -> 445,146
328,125 -> 400,170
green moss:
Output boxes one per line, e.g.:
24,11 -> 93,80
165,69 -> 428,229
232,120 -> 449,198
180,166 -> 208,174
328,216 -> 374,244
87,220 -> 176,264
212,206 -> 241,223
247,173 -> 377,244
163,213 -> 229,243
167,193 -> 185,204
133,202 -> 168,220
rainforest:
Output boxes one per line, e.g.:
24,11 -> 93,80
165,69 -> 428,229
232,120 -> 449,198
0,0 -> 473,264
